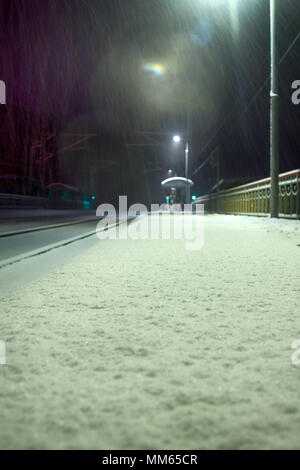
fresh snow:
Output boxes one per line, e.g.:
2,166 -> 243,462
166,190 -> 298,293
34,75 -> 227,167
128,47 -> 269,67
0,214 -> 300,449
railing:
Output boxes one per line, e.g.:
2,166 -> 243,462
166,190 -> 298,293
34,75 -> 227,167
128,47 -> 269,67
0,193 -> 85,210
195,169 -> 300,218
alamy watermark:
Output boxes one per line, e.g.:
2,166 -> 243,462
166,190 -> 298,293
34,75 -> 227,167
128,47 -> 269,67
291,339 -> 300,366
291,80 -> 300,105
95,197 -> 204,251
0,80 -> 6,105
0,340 -> 6,365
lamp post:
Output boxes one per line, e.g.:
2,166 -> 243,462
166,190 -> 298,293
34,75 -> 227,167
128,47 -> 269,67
173,135 -> 190,203
206,0 -> 279,217
270,0 -> 279,218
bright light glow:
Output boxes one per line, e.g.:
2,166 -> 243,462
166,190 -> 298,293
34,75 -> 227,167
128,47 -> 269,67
192,195 -> 197,201
143,63 -> 165,76
168,169 -> 172,173
173,135 -> 181,143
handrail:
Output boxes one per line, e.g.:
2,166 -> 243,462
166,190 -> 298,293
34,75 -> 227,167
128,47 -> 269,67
195,169 -> 300,218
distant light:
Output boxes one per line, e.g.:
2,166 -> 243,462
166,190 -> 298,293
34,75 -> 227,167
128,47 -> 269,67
192,195 -> 197,200
143,63 -> 165,76
173,135 -> 181,143
92,196 -> 95,200
83,200 -> 91,210
168,169 -> 172,173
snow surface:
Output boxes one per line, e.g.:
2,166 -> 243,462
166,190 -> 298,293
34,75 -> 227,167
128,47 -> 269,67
0,214 -> 300,449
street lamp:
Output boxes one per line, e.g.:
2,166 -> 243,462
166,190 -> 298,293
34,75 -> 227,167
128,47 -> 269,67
173,135 -> 190,203
207,1 -> 279,217
270,0 -> 279,218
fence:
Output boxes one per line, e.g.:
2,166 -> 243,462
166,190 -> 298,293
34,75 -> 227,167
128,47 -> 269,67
0,193 -> 85,210
195,169 -> 300,218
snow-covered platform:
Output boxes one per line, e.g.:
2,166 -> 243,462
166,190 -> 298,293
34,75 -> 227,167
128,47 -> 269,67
0,214 -> 299,449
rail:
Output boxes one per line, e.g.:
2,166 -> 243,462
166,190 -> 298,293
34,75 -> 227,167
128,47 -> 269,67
194,169 -> 300,218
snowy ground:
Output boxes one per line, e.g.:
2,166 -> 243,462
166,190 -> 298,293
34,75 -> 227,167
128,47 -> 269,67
0,214 -> 300,450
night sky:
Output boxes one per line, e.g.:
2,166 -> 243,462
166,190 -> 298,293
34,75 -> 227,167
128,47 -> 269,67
1,0 -> 300,205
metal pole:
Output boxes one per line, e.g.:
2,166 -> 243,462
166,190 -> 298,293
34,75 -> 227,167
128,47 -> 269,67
185,141 -> 190,203
270,0 -> 279,218
216,147 -> 220,214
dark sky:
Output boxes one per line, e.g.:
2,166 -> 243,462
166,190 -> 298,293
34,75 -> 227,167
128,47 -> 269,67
1,0 -> 300,203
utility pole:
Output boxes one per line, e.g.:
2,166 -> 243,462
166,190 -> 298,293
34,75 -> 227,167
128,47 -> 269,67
270,0 -> 279,218
209,147 -> 220,213
185,141 -> 190,204
216,147 -> 220,214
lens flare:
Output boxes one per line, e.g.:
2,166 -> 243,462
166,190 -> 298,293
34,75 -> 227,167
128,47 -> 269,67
143,63 -> 166,76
